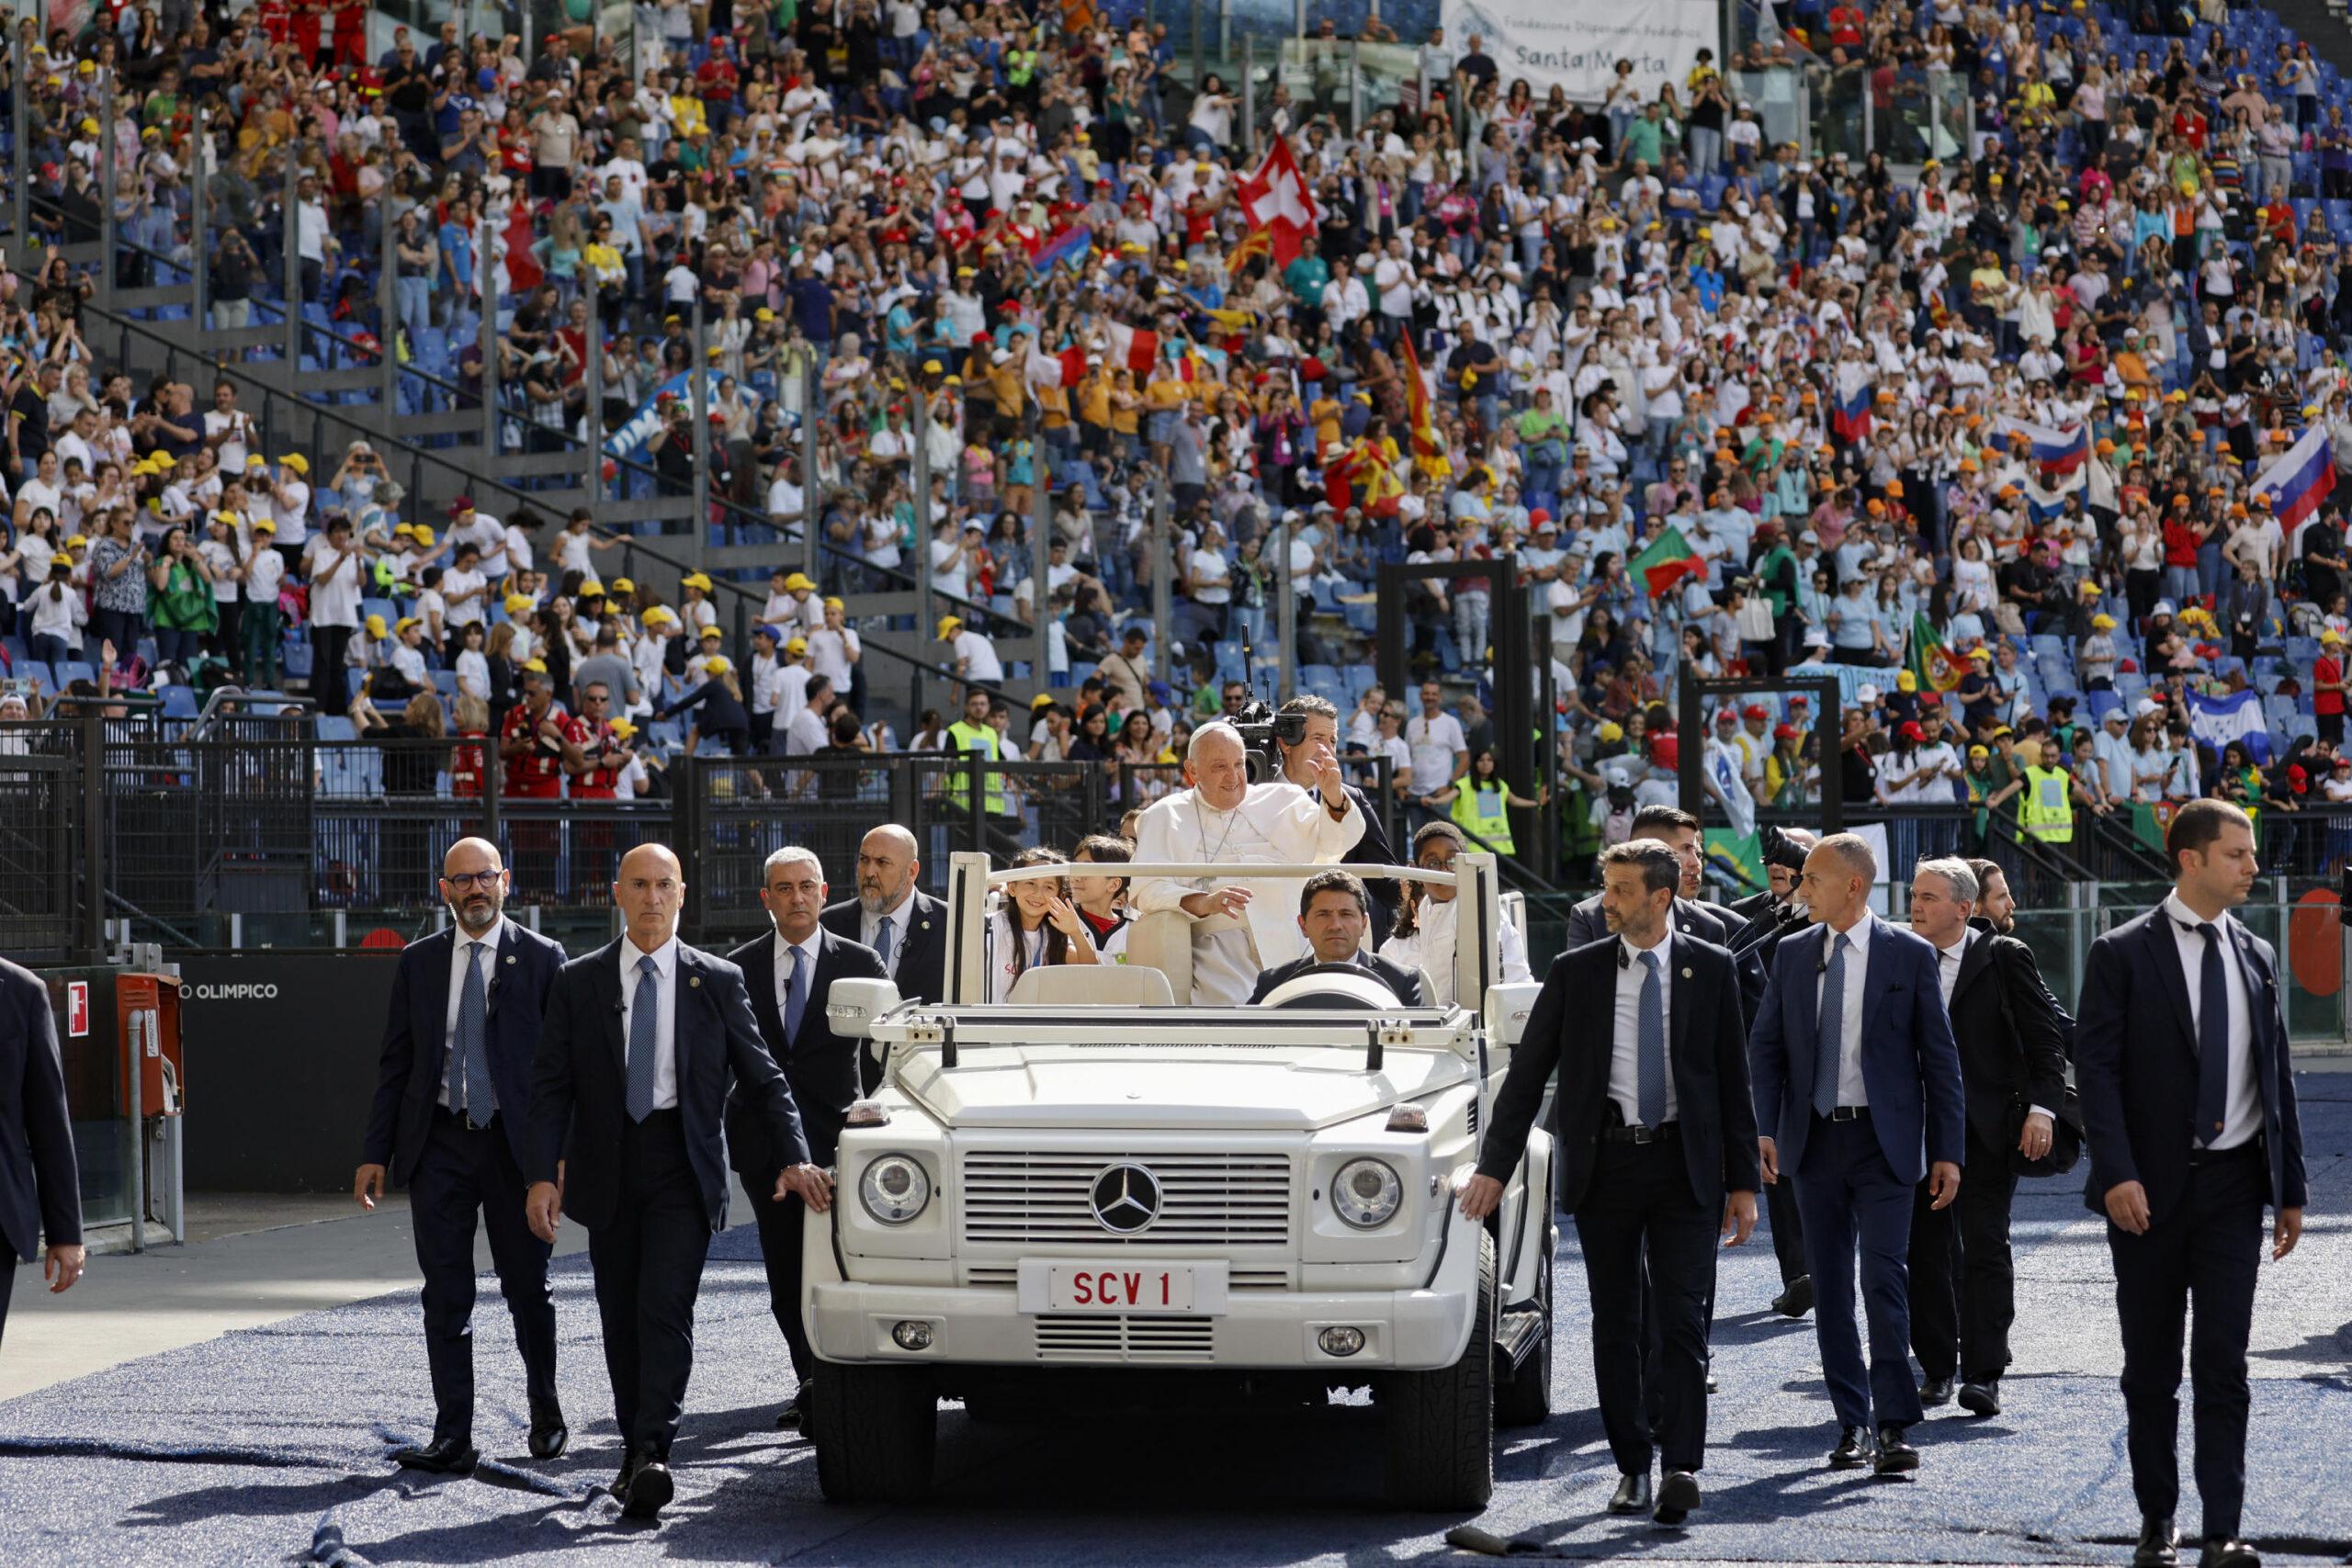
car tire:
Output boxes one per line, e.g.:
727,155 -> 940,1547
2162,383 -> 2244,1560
1379,1230 -> 1495,1511
1494,1218 -> 1554,1428
809,1362 -> 938,1504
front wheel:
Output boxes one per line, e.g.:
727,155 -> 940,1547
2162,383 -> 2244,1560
809,1362 -> 939,1504
1379,1231 -> 1496,1510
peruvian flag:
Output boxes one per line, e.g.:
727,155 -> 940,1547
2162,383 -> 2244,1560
1104,321 -> 1160,373
1237,137 -> 1323,269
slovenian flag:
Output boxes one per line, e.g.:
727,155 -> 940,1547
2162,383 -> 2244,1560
1997,415 -> 2089,479
1831,375 -> 1872,444
1031,224 -> 1093,274
2251,425 -> 2337,528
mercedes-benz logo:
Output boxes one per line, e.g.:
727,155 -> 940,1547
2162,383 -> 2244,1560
1089,1163 -> 1163,1234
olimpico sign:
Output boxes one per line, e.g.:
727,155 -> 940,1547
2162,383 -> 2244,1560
1445,0 -> 1718,103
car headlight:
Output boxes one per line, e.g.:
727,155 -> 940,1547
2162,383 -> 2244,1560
858,1154 -> 932,1225
1331,1157 -> 1403,1229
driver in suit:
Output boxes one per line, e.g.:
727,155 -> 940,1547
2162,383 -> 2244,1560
1248,869 -> 1426,1006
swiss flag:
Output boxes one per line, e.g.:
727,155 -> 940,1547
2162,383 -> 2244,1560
1237,137 -> 1322,269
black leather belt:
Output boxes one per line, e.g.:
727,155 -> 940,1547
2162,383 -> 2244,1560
435,1104 -> 497,1133
2188,1138 -> 2262,1167
1823,1106 -> 1871,1122
1603,1120 -> 1679,1145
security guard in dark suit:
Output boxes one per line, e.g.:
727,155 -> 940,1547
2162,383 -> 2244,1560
0,956 -> 83,1344
525,843 -> 828,1522
356,837 -> 568,1472
820,823 -> 947,1003
729,847 -> 889,1429
1464,840 -> 1759,1526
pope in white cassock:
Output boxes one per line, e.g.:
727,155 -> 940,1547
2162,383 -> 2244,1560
1132,722 -> 1366,1005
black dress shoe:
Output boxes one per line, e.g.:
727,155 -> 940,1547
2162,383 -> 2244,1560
2132,1516 -> 2180,1568
1957,1379 -> 2001,1417
1772,1275 -> 1815,1318
392,1436 -> 478,1474
1653,1470 -> 1701,1526
528,1399 -> 569,1460
1828,1427 -> 1875,1470
613,1451 -> 639,1495
1873,1425 -> 1919,1475
1919,1376 -> 1955,1407
2196,1539 -> 2259,1568
1606,1472 -> 1653,1515
622,1458 -> 673,1520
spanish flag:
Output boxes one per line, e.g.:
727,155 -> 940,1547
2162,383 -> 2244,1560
1397,331 -> 1443,463
1227,226 -> 1275,271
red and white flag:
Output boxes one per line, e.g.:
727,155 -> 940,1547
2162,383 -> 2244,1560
1104,321 -> 1159,373
1237,137 -> 1322,268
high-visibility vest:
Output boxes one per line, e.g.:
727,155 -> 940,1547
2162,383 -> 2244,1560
946,719 -> 1009,816
1449,782 -> 1515,857
2018,765 -> 2074,844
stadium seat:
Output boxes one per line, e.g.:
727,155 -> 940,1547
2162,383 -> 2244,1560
57,660 -> 95,687
159,685 -> 199,719
315,716 -> 357,741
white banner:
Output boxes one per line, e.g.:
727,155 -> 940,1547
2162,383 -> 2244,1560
1445,0 -> 1720,102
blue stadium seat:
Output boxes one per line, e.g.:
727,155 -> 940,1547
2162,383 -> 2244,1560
315,716 -> 357,741
159,685 -> 199,719
56,660 -> 95,687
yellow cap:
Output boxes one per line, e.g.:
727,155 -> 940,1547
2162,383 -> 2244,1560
395,616 -> 424,634
642,606 -> 676,626
703,655 -> 731,674
609,718 -> 639,739
412,525 -> 435,546
821,596 -> 844,611
277,454 -> 308,474
503,593 -> 535,616
785,636 -> 808,654
700,624 -> 724,639
609,577 -> 636,594
521,658 -> 549,674
937,616 -> 963,637
783,571 -> 816,592
681,571 -> 713,592
578,578 -> 605,597
365,615 -> 388,637
2092,614 -> 2117,629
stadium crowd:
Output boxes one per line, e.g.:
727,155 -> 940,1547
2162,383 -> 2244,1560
6,0 -> 2352,883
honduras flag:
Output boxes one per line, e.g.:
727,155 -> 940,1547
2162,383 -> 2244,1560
2187,688 -> 2269,762
2251,425 -> 2336,529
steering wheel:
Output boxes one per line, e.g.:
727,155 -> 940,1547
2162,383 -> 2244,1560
1260,963 -> 1407,1011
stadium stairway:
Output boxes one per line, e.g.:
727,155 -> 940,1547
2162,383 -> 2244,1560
80,244 -> 1043,734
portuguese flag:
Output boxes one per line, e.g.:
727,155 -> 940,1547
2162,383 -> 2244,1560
1632,525 -> 1702,598
1908,611 -> 1968,692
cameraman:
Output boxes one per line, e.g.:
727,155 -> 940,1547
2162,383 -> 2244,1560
1274,694 -> 1401,939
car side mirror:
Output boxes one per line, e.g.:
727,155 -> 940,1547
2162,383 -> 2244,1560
826,976 -> 900,1040
1486,981 -> 1543,1050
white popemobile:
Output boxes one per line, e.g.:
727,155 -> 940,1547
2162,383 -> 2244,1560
801,850 -> 1555,1510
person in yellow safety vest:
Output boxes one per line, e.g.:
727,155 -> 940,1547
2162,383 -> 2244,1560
944,684 -> 1010,817
1984,735 -> 2087,846
1431,747 -> 1550,858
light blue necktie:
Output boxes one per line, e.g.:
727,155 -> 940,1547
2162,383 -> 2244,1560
457,941 -> 493,1122
1634,948 -> 1667,1128
875,915 -> 896,977
626,954 -> 659,1122
785,944 -> 808,1042
1814,931 -> 1850,1118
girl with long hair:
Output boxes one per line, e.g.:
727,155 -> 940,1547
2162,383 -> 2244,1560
988,846 -> 1099,1001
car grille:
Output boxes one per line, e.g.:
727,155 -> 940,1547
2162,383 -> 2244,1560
961,1150 -> 1294,1247
1034,1314 -> 1216,1363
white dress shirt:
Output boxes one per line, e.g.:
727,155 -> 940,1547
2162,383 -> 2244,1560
1816,916 -> 1872,1109
619,934 -> 682,1111
1608,930 -> 1676,1127
441,917 -> 507,1112
2161,891 -> 2260,1150
774,929 -> 823,1040
1933,927 -> 1973,1009
859,896 -> 911,977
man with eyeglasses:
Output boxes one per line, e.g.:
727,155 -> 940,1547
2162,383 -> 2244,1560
356,837 -> 571,1475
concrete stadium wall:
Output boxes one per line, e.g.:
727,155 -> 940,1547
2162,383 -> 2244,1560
179,955 -> 401,1194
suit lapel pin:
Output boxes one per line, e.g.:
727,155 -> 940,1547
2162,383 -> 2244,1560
1682,967 -> 1692,979
505,953 -> 516,964
689,975 -> 702,988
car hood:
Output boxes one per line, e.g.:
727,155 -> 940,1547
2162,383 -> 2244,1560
892,1045 -> 1471,1132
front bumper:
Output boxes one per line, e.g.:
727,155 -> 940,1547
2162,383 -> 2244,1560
808,1202 -> 1487,1372
808,1277 -> 1476,1371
